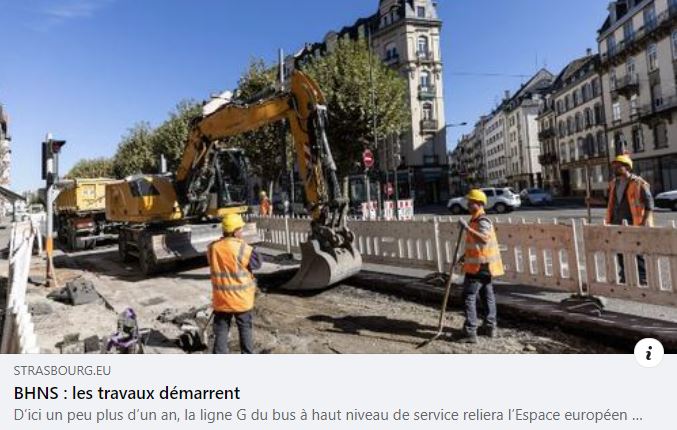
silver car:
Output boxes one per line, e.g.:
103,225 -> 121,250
520,188 -> 553,206
447,187 -> 521,214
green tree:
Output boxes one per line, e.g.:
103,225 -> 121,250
66,157 -> 114,178
302,39 -> 409,175
112,122 -> 155,178
226,59 -> 289,187
151,100 -> 202,172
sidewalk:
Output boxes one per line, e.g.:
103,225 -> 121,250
259,246 -> 677,352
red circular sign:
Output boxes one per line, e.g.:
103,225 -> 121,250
385,182 -> 394,196
363,149 -> 374,169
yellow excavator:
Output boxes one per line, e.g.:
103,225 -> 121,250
105,71 -> 361,290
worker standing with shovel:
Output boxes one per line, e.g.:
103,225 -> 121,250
456,189 -> 504,344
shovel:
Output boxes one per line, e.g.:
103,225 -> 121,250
417,225 -> 465,349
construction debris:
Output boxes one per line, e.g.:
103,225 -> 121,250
48,277 -> 100,306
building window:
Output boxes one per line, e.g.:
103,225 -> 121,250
630,94 -> 639,116
575,112 -> 583,132
647,43 -> 658,71
612,102 -> 621,122
623,21 -> 634,41
385,42 -> 398,60
557,100 -> 564,114
420,70 -> 431,88
422,103 -> 433,120
651,83 -> 663,107
594,103 -> 604,125
607,34 -> 616,55
632,126 -> 644,153
565,94 -> 571,110
417,36 -> 429,56
644,5 -> 657,29
597,131 -> 608,155
559,120 -> 566,138
655,122 -> 669,148
673,31 -> 677,60
567,117 -> 573,135
569,140 -> 575,162
584,108 -> 593,128
626,57 -> 636,77
417,6 -> 426,18
592,78 -> 601,97
577,138 -> 585,160
610,69 -> 617,90
614,132 -> 626,155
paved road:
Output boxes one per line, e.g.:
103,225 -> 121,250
415,205 -> 677,226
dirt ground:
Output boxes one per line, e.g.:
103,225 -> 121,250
2,240 -> 621,354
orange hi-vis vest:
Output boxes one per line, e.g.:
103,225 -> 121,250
260,198 -> 272,216
463,209 -> 505,277
207,237 -> 256,313
606,175 -> 653,227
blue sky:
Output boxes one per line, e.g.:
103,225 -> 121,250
1,0 -> 609,192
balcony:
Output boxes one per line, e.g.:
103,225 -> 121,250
383,53 -> 400,66
418,85 -> 436,99
420,119 -> 439,132
601,6 -> 677,66
415,50 -> 434,63
538,153 -> 558,166
639,95 -> 677,122
612,74 -> 639,97
538,128 -> 555,140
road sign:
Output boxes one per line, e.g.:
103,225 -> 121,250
363,149 -> 374,169
385,182 -> 394,196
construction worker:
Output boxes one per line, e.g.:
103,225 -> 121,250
457,189 -> 504,344
259,191 -> 272,216
207,214 -> 261,354
606,153 -> 654,285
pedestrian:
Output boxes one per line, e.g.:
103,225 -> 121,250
605,153 -> 654,285
207,213 -> 262,354
457,189 -> 505,344
259,191 -> 272,216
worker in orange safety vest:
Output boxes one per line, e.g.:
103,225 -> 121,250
207,214 -> 262,354
456,189 -> 505,344
605,153 -> 654,285
259,191 -> 272,216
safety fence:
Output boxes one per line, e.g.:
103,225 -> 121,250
253,215 -> 584,296
583,222 -> 677,307
1,221 -> 40,353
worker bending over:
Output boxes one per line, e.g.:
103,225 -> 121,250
207,214 -> 262,354
457,189 -> 504,344
605,153 -> 654,285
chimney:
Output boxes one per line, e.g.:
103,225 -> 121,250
586,48 -> 592,56
608,2 -> 618,23
504,90 -> 511,100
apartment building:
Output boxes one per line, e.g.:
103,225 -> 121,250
503,69 -> 554,190
484,108 -> 508,187
598,0 -> 677,193
536,95 -> 560,192
550,54 -> 609,197
1,103 -> 11,216
287,0 -> 448,203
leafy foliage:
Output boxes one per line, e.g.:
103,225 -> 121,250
150,100 -> 202,172
111,122 -> 155,178
66,157 -> 114,178
302,39 -> 409,175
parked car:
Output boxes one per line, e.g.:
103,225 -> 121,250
655,189 -> 677,211
520,188 -> 553,206
447,187 -> 521,214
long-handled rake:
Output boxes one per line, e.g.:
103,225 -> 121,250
417,225 -> 465,349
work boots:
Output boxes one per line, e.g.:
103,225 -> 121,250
480,325 -> 498,338
456,330 -> 478,344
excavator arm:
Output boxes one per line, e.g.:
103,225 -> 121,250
174,71 -> 360,289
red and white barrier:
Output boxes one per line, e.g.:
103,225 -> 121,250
361,201 -> 378,221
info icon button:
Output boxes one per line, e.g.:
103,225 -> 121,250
634,338 -> 664,368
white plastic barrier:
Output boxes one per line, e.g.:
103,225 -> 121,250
1,221 -> 40,354
253,216 -> 582,294
583,222 -> 677,307
382,199 -> 415,221
360,201 -> 378,221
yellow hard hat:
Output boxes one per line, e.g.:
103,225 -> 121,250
612,154 -> 633,169
221,214 -> 245,233
259,191 -> 267,198
466,189 -> 487,205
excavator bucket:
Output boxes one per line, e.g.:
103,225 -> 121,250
282,240 -> 362,291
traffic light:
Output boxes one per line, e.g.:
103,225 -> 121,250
41,137 -> 66,185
